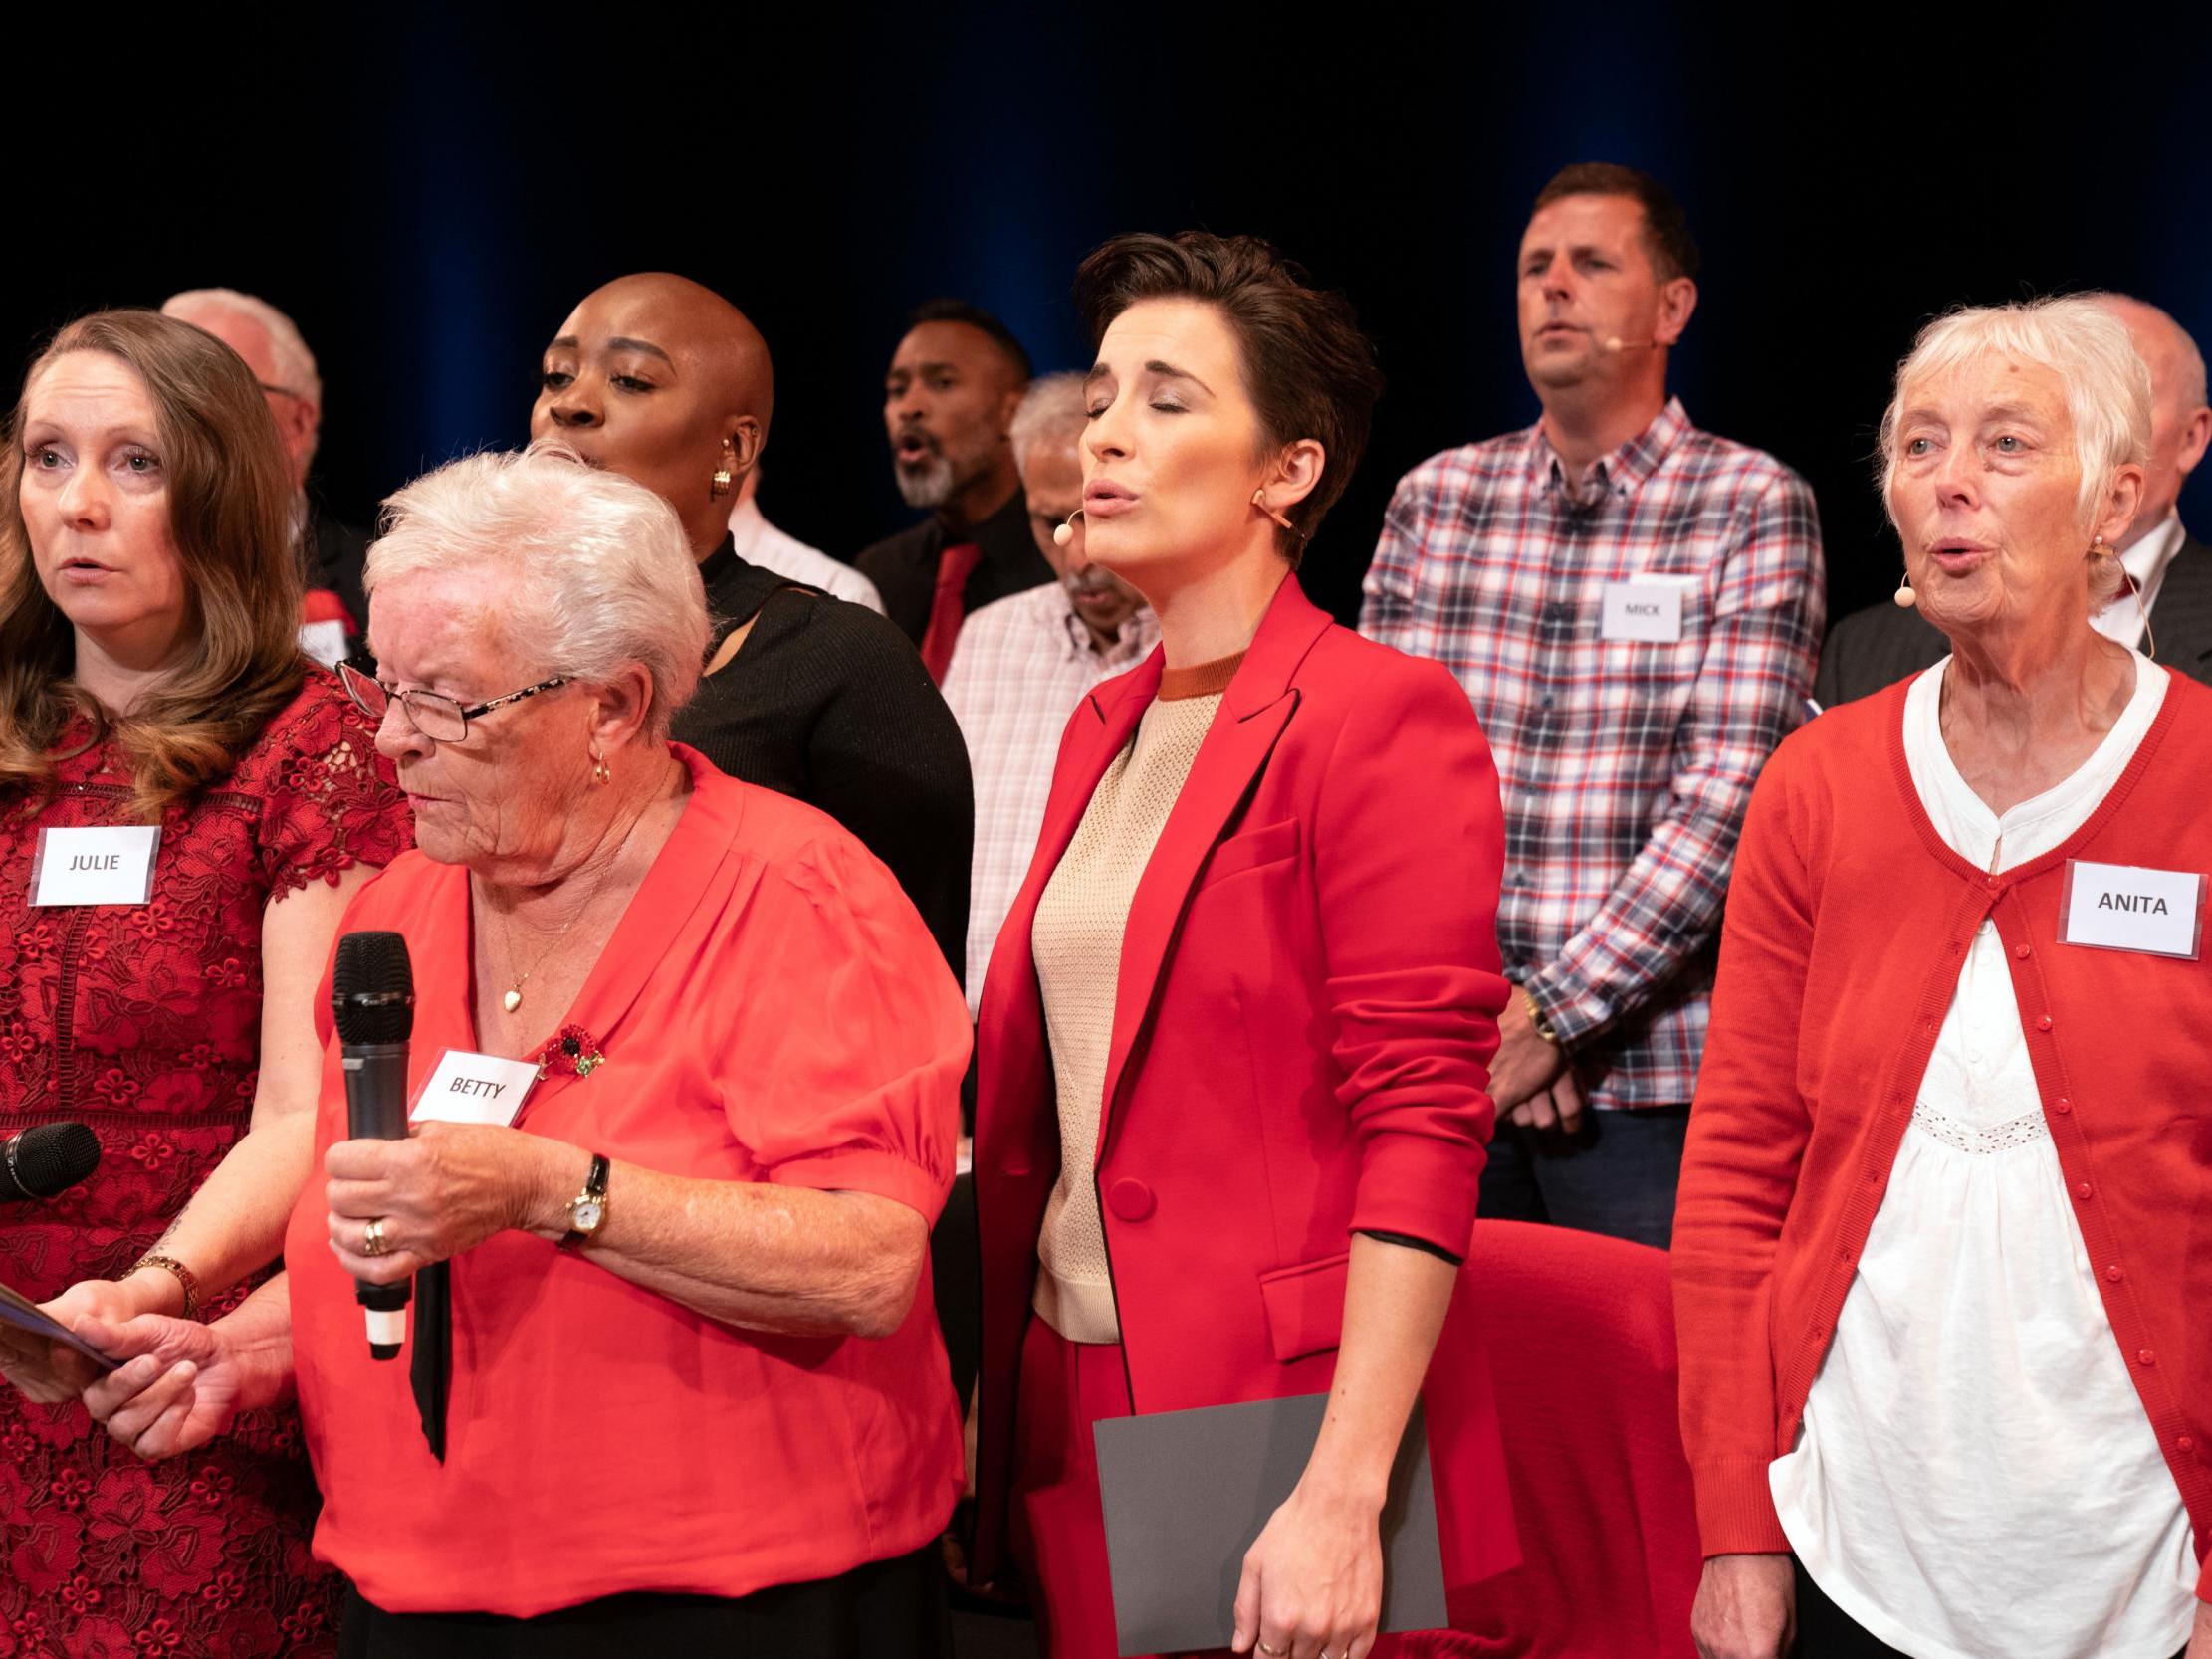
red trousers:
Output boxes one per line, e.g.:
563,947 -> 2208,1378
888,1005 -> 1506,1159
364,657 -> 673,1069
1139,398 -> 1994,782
1007,1318 -> 1454,1659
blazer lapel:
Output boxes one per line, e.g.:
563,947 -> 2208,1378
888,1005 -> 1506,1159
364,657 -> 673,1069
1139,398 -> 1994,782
1094,577 -> 1333,1151
976,652 -> 1165,1155
2151,536 -> 2212,682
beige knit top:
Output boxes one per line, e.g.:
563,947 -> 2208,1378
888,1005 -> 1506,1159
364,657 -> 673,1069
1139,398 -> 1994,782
1029,652 -> 1243,1344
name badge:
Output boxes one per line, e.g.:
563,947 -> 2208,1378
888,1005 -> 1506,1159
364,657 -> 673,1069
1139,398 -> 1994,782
30,826 -> 161,907
411,1049 -> 540,1127
2058,860 -> 2205,960
1600,577 -> 1691,644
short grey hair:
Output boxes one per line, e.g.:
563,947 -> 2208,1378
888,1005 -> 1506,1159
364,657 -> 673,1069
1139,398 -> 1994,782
366,442 -> 707,738
1880,297 -> 2151,610
1008,371 -> 1088,472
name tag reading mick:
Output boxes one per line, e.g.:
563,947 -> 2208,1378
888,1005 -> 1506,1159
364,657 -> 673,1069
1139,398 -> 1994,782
411,1050 -> 540,1128
2059,860 -> 2206,960
1600,576 -> 1692,644
31,826 -> 161,907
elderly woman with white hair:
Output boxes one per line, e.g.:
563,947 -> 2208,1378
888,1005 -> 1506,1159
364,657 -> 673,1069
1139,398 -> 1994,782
1675,296 -> 2212,1659
76,444 -> 973,1657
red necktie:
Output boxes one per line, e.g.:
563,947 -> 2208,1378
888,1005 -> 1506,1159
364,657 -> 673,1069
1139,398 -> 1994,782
919,541 -> 982,683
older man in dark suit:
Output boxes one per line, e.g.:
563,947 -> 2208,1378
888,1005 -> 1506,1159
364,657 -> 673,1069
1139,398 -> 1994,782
1817,291 -> 2212,703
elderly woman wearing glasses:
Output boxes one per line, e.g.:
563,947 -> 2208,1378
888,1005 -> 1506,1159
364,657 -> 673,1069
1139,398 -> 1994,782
77,443 -> 974,1656
1676,298 -> 2212,1659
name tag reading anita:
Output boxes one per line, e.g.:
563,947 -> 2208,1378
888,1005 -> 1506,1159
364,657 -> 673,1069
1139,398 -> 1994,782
2058,859 -> 2206,960
30,826 -> 161,907
411,1050 -> 540,1128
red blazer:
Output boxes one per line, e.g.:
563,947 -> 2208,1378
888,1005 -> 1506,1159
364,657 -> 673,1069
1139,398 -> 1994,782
972,575 -> 1519,1596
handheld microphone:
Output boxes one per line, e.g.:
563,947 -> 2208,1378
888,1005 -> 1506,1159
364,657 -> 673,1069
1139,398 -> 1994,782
0,1123 -> 101,1202
332,931 -> 415,1360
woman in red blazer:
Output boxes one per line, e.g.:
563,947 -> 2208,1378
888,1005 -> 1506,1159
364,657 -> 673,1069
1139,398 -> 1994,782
971,232 -> 1517,1659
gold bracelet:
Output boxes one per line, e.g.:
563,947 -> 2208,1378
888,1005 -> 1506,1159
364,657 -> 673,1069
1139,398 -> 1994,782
1520,985 -> 1562,1047
130,1253 -> 201,1322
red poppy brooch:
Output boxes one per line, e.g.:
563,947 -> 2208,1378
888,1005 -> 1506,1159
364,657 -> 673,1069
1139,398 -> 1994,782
535,1024 -> 607,1079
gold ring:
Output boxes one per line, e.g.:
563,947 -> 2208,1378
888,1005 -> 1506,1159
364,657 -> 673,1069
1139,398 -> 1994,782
1256,1645 -> 1287,1658
361,1217 -> 388,1257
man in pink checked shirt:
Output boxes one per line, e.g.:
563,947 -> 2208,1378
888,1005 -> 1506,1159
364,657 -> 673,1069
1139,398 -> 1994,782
1361,161 -> 1824,1248
942,372 -> 1157,1017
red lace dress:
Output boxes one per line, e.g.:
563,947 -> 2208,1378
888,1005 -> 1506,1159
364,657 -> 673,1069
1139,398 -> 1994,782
0,674 -> 411,1659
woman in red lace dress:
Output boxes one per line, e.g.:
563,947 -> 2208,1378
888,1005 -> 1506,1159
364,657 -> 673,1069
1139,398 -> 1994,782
0,311 -> 410,1657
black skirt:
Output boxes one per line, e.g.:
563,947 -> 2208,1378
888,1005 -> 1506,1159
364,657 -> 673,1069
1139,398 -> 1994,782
337,1542 -> 951,1659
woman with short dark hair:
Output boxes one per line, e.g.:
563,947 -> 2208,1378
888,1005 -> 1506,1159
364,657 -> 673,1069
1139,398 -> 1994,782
971,232 -> 1516,1659
0,310 -> 410,1655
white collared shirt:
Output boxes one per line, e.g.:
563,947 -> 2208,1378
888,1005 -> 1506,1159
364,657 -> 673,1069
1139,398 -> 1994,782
726,498 -> 885,613
2093,509 -> 2187,649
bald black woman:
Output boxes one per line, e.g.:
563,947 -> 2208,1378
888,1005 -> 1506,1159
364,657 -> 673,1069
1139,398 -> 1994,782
530,274 -> 974,975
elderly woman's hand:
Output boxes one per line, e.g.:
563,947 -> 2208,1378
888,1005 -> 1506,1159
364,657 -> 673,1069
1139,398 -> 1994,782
327,1122 -> 567,1282
0,1278 -> 147,1404
78,1314 -> 239,1462
1691,1555 -> 1795,1659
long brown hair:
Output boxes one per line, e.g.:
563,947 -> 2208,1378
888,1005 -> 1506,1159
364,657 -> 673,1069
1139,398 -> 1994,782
0,311 -> 306,821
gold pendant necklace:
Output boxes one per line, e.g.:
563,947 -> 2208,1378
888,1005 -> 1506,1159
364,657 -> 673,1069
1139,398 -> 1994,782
491,815 -> 641,1015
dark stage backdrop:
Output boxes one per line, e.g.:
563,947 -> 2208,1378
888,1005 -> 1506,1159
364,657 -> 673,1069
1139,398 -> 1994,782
13,10 -> 2212,631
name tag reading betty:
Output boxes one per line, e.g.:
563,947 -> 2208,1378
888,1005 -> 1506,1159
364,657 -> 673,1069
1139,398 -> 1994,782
2059,860 -> 2206,960
411,1050 -> 541,1128
1599,576 -> 1692,644
30,826 -> 161,907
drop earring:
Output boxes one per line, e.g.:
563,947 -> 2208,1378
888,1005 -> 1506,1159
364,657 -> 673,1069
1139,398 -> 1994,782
710,440 -> 735,499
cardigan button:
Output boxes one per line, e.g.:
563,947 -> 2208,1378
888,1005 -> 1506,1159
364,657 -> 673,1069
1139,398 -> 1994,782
2074,1181 -> 2094,1200
2180,1436 -> 2197,1454
2139,1349 -> 2157,1367
2013,942 -> 2031,959
2104,1264 -> 2123,1283
2054,1099 -> 2072,1115
2035,1014 -> 2053,1031
1105,1178 -> 1156,1222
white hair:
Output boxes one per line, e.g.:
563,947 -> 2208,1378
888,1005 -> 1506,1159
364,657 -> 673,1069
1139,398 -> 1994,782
1880,297 -> 2151,611
1008,371 -> 1089,472
160,288 -> 323,408
365,442 -> 707,738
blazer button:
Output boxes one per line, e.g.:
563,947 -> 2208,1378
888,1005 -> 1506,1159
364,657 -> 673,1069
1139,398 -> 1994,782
1106,1178 -> 1156,1221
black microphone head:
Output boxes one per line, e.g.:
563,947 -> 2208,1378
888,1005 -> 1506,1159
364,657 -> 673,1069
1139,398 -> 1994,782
12,1122 -> 101,1198
332,931 -> 415,1045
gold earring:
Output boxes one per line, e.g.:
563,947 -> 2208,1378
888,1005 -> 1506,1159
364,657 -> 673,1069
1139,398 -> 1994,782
591,755 -> 611,786
1249,488 -> 1297,535
710,442 -> 736,499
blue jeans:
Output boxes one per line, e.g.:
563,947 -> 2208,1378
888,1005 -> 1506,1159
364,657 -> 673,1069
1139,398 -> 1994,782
1477,1103 -> 1689,1250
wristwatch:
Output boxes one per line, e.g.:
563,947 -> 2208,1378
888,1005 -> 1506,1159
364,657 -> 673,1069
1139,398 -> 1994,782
1520,985 -> 1562,1047
559,1152 -> 610,1250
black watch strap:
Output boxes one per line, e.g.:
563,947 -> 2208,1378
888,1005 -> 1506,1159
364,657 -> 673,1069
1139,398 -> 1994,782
558,1152 -> 610,1250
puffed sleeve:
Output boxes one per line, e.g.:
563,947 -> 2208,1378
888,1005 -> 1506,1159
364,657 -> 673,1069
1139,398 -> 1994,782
1313,653 -> 1510,1256
254,680 -> 413,899
718,828 -> 972,1224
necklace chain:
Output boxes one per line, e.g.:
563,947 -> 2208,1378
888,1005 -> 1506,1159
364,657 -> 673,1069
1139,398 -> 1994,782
487,816 -> 642,1015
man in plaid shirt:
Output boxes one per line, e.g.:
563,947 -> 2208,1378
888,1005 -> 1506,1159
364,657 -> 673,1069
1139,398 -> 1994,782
1362,163 -> 1824,1247
944,373 -> 1158,1014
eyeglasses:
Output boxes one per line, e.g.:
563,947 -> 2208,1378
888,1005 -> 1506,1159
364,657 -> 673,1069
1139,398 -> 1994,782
337,661 -> 570,743
257,380 -> 314,406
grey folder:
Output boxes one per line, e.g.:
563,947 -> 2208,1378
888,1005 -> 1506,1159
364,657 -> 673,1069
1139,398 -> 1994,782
1092,1392 -> 1446,1656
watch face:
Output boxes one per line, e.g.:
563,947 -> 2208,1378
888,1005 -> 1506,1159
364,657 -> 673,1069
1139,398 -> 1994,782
571,1198 -> 605,1232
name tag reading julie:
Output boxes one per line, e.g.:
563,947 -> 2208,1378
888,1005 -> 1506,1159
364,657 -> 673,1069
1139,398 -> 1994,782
411,1050 -> 540,1127
2058,860 -> 2205,960
1600,576 -> 1692,644
30,826 -> 161,907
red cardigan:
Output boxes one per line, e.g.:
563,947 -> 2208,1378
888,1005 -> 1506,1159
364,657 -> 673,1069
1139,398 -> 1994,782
1673,672 -> 2212,1596
971,575 -> 1519,1597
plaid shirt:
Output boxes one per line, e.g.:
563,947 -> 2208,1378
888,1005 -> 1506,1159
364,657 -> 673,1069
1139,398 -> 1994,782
943,583 -> 1161,1015
1361,398 -> 1824,1109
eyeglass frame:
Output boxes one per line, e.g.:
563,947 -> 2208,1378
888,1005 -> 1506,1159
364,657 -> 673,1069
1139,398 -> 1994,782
337,660 -> 572,743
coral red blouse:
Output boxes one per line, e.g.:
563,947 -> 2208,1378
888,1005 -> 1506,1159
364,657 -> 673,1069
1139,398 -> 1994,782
283,745 -> 971,1614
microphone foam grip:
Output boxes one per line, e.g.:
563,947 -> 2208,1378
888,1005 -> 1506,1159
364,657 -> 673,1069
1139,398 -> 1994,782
13,1122 -> 102,1197
332,932 -> 415,1045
